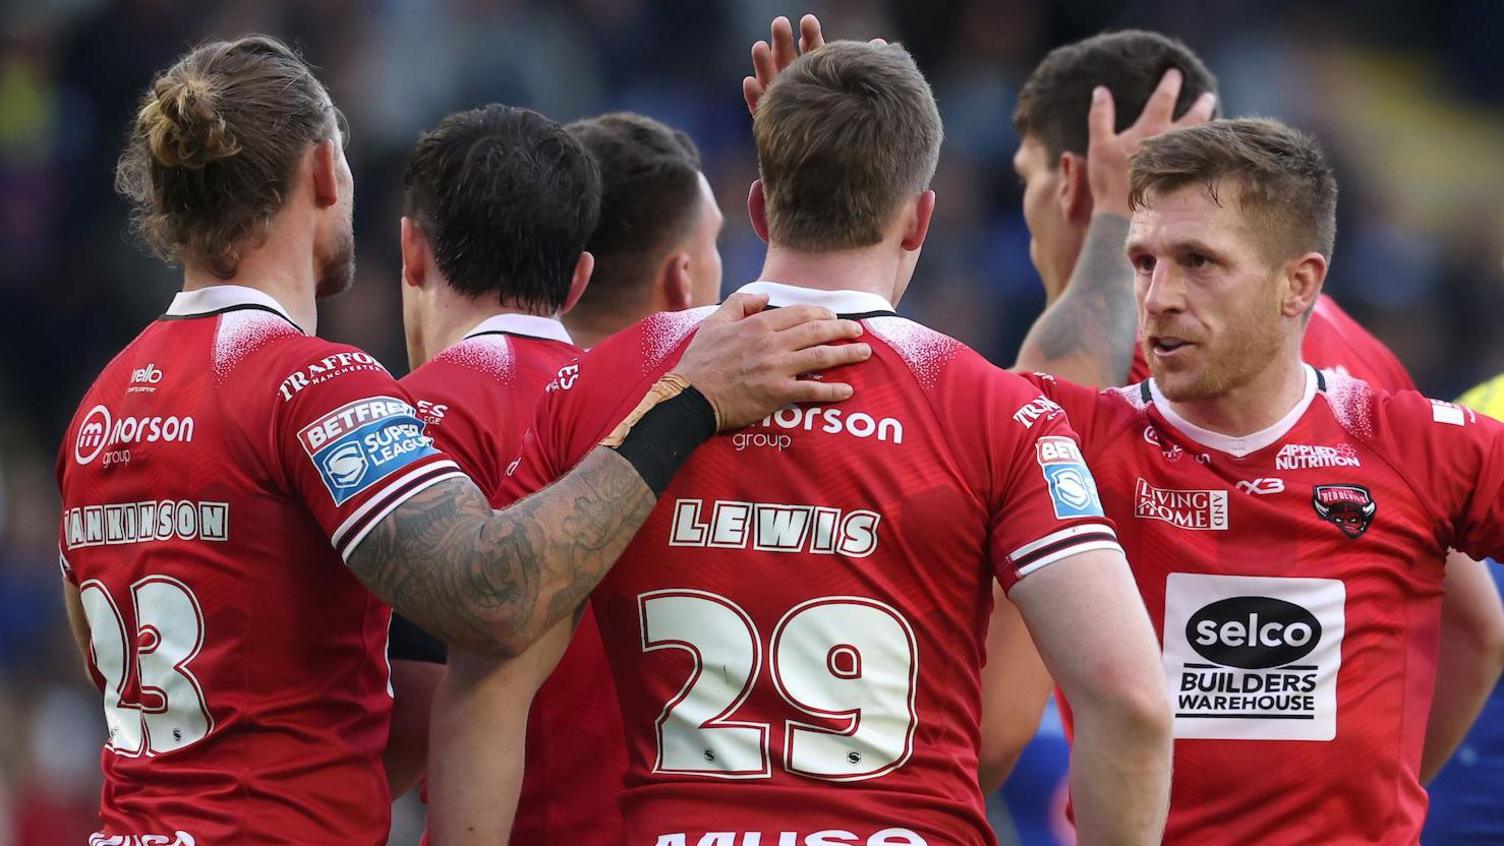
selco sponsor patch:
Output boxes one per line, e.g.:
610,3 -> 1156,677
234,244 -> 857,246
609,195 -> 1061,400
298,397 -> 437,505
1163,573 -> 1345,741
1034,436 -> 1104,519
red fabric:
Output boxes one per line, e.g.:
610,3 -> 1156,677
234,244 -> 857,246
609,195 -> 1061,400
402,327 -> 627,846
1028,367 -> 1504,845
503,303 -> 1118,846
56,301 -> 460,844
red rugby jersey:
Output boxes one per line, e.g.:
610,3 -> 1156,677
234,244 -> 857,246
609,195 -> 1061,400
504,281 -> 1122,846
56,285 -> 463,845
399,313 -> 625,846
1028,366 -> 1504,845
1129,294 -> 1415,390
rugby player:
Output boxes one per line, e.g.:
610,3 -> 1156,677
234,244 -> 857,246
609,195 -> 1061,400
432,39 -> 1173,846
1014,117 -> 1504,844
56,37 -> 870,843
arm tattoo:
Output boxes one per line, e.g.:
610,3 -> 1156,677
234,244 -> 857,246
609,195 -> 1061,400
347,448 -> 655,656
1014,213 -> 1138,386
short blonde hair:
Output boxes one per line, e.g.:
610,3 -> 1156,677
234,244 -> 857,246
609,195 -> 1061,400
754,41 -> 943,251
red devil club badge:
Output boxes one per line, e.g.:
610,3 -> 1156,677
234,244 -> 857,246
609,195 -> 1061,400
1312,484 -> 1377,538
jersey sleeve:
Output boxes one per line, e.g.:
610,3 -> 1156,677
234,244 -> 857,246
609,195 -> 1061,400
1014,370 -> 1127,456
977,371 -> 1123,593
499,361 -> 586,504
256,342 -> 468,562
1380,391 -> 1504,562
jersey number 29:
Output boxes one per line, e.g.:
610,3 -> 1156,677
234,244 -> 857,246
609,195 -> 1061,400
641,590 -> 918,782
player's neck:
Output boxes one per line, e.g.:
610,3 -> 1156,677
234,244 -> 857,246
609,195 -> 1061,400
758,243 -> 901,305
1164,354 -> 1309,439
563,308 -> 624,352
182,257 -> 319,335
411,284 -> 554,369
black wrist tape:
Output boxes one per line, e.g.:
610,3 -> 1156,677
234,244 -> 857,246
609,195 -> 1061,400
611,386 -> 716,496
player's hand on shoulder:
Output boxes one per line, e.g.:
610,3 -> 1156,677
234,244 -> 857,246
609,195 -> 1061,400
1087,68 -> 1216,217
674,292 -> 871,430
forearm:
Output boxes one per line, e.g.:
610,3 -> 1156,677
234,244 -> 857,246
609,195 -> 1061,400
1422,552 -> 1504,782
1067,700 -> 1173,845
1013,213 -> 1136,387
385,659 -> 445,796
349,448 -> 653,655
426,650 -> 534,843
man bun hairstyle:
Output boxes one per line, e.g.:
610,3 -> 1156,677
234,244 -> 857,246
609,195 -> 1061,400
754,40 -> 943,252
1129,117 -> 1338,263
1015,30 -> 1217,162
402,104 -> 601,313
115,35 -> 342,279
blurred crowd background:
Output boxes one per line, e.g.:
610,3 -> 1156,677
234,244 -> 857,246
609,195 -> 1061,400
3,0 -> 1504,842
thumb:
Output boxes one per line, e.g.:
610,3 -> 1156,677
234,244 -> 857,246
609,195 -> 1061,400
705,292 -> 770,325
1087,86 -> 1116,149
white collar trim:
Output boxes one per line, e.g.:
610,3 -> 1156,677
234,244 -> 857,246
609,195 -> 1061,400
735,280 -> 895,315
165,284 -> 302,329
462,313 -> 573,345
1149,364 -> 1318,458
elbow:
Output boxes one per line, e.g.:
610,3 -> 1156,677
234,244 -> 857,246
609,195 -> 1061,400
1077,671 -> 1172,747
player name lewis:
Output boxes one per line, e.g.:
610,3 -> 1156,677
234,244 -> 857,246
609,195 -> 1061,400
668,498 -> 880,557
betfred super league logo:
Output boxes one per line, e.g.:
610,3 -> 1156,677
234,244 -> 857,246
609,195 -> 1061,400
1312,484 -> 1376,538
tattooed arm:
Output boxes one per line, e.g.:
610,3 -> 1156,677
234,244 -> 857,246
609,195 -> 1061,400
1013,213 -> 1137,387
347,297 -> 871,656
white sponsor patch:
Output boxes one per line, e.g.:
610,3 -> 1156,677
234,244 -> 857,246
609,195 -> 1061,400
1163,573 -> 1345,741
1431,399 -> 1466,426
1134,480 -> 1229,530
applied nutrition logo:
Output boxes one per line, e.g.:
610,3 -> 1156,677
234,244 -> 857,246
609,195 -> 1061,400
1162,573 -> 1345,741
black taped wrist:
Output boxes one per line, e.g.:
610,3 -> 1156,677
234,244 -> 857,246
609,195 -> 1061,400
611,386 -> 716,496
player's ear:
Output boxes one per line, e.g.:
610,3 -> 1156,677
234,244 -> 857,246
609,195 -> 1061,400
899,189 -> 936,252
560,251 -> 594,315
1282,251 -> 1327,318
311,138 -> 341,209
399,217 -> 427,289
660,251 -> 694,312
748,180 -> 771,243
1058,150 -> 1092,222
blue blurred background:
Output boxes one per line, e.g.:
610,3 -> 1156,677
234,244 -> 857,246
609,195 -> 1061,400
3,0 -> 1504,842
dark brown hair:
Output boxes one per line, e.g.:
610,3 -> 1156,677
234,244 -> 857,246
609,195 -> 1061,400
114,35 -> 342,278
754,40 -> 942,251
403,105 -> 600,312
1015,30 -> 1217,162
566,112 -> 703,314
1129,118 -> 1338,262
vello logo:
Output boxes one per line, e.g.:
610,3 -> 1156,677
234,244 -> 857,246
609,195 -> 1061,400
1187,596 -> 1321,669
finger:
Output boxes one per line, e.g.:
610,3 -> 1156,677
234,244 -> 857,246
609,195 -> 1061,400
704,292 -> 770,326
779,377 -> 857,404
775,317 -> 866,351
771,16 -> 797,70
798,14 -> 826,53
752,40 -> 777,91
1174,91 -> 1217,127
743,76 -> 763,115
1087,86 -> 1116,149
1135,67 -> 1183,131
784,341 -> 873,374
749,304 -> 842,333
869,37 -> 888,46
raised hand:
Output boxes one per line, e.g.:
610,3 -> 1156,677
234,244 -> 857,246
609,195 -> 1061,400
675,292 -> 871,430
742,14 -> 889,115
1088,68 -> 1217,217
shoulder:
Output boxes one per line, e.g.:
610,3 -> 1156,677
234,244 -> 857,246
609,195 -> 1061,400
1321,369 -> 1491,448
860,315 -> 968,389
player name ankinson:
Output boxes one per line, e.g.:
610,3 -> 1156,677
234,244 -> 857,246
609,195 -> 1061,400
669,498 -> 880,557
277,351 -> 385,400
63,500 -> 229,550
1274,443 -> 1361,470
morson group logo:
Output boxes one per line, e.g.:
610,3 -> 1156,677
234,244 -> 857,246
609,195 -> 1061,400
1312,484 -> 1376,538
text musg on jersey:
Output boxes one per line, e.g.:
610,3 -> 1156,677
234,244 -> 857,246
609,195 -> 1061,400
297,396 -> 438,505
1162,573 -> 1345,740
